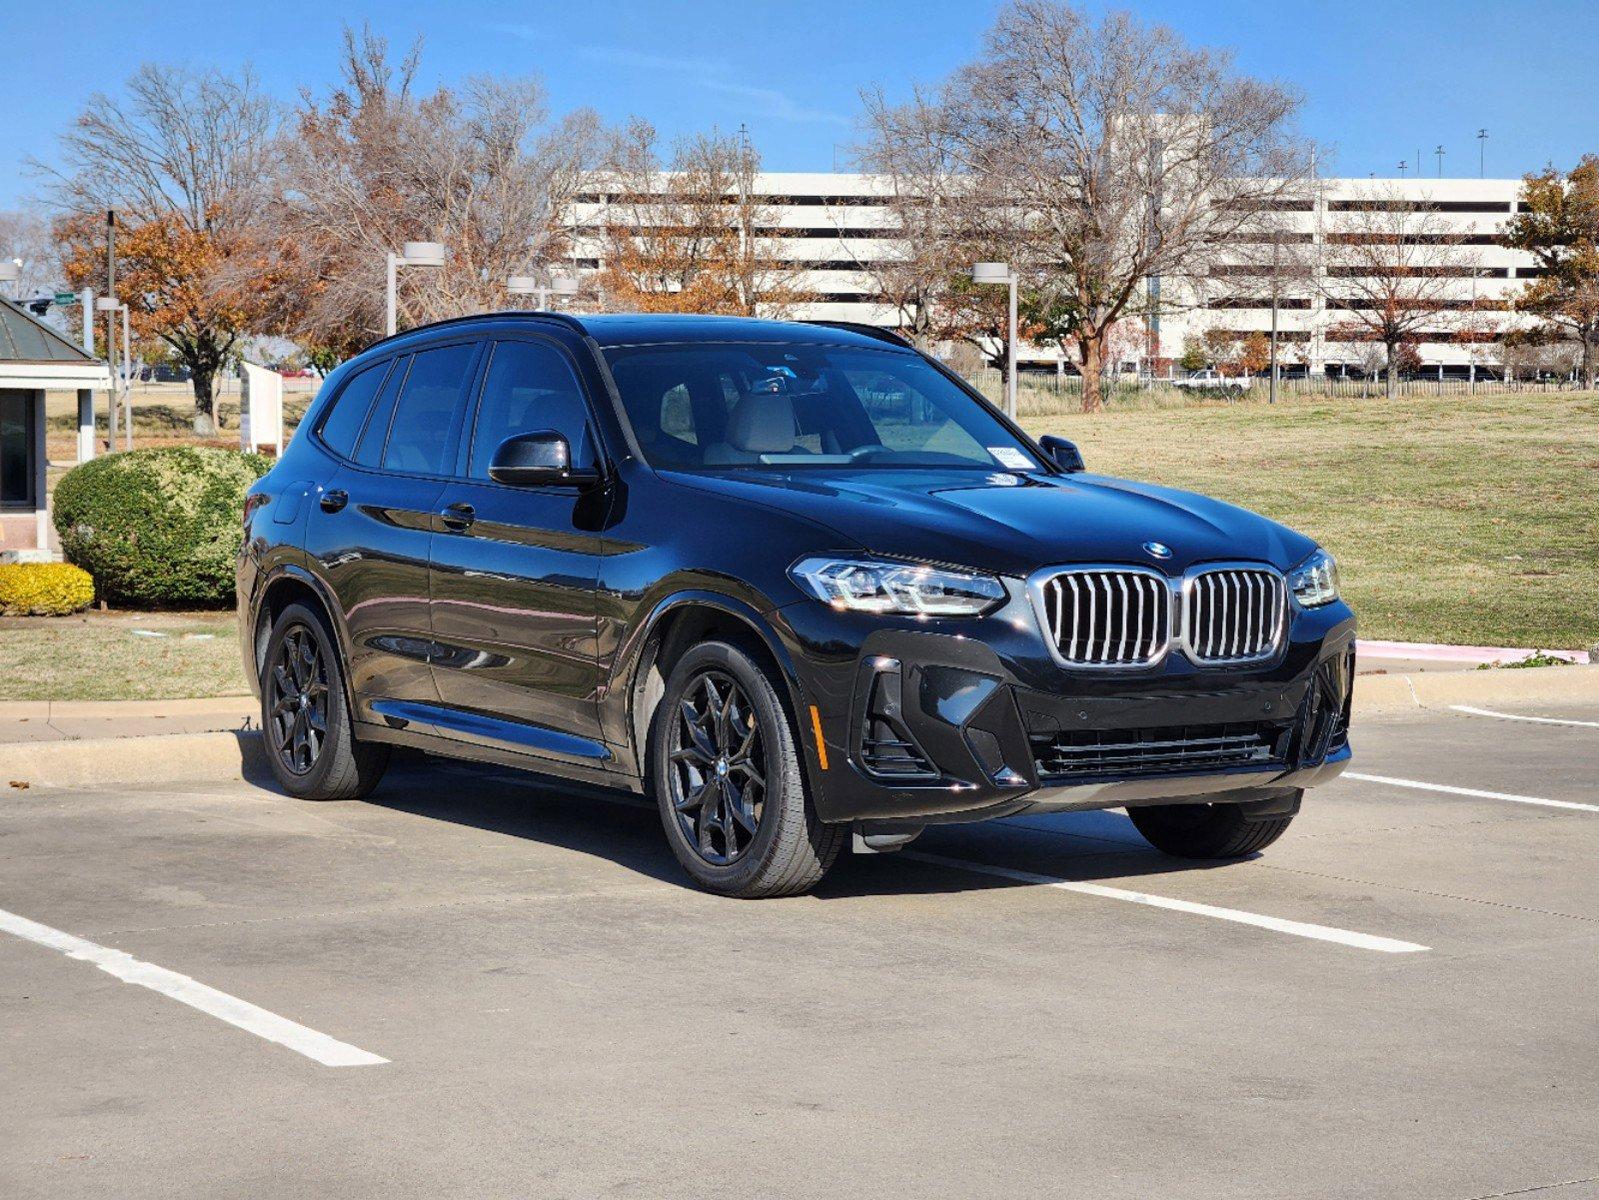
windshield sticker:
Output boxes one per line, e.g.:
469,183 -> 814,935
989,447 -> 1033,471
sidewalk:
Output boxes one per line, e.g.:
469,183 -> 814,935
0,697 -> 255,744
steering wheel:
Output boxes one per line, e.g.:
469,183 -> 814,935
846,445 -> 895,463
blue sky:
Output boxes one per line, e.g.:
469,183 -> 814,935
3,0 -> 1596,209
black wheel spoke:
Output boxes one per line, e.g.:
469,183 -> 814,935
267,623 -> 332,779
667,668 -> 770,866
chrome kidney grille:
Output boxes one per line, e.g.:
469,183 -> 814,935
1184,567 -> 1287,664
1040,569 -> 1171,667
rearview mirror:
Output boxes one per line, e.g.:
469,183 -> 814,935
488,431 -> 600,488
1038,435 -> 1085,473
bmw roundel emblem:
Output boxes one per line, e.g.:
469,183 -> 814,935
1142,541 -> 1173,560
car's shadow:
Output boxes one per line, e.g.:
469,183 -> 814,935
288,749 -> 1245,900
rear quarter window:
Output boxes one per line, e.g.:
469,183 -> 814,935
316,361 -> 391,458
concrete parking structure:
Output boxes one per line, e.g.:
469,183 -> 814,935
2,701 -> 1597,1198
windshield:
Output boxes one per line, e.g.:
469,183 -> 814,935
602,342 -> 1046,473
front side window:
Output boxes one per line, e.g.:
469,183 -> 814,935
372,343 -> 477,475
602,343 -> 1043,473
467,340 -> 595,479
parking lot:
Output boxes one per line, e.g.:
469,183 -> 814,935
3,700 -> 1597,1200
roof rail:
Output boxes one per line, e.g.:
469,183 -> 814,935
362,309 -> 589,354
801,320 -> 914,349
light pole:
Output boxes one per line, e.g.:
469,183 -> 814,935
0,259 -> 19,300
95,296 -> 133,450
1477,129 -> 1488,178
507,272 -> 579,310
385,241 -> 447,336
1435,145 -> 1446,178
972,262 -> 1018,418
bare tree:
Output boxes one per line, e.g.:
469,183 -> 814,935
42,64 -> 284,429
281,27 -> 602,359
1322,188 -> 1477,399
0,209 -> 62,301
590,121 -> 803,316
861,0 -> 1312,412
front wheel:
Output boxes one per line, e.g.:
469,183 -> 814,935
650,641 -> 844,897
1126,798 -> 1297,859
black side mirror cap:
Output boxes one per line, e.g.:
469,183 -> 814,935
488,430 -> 601,488
1038,435 -> 1085,473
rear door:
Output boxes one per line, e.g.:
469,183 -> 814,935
427,334 -> 613,767
306,339 -> 481,723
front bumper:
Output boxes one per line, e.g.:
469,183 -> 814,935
774,591 -> 1356,826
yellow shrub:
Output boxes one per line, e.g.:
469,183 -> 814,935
0,562 -> 96,616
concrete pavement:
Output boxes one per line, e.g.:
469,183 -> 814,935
2,698 -> 1597,1198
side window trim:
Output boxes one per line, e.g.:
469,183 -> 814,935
459,333 -> 608,484
312,356 -> 397,459
355,337 -> 486,480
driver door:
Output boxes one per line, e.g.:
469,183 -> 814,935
426,335 -> 613,768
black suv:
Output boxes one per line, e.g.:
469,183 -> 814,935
239,314 -> 1354,897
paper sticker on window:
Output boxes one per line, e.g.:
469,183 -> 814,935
989,447 -> 1033,470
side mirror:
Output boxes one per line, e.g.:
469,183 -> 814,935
488,430 -> 600,488
1038,435 -> 1085,473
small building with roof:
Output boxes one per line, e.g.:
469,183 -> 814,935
0,300 -> 112,560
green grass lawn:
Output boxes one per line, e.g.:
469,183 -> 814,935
1025,389 -> 1599,648
0,611 -> 246,701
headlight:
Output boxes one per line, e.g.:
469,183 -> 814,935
789,556 -> 1005,617
1288,549 -> 1340,607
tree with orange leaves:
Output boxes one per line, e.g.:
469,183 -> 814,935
44,64 -> 285,432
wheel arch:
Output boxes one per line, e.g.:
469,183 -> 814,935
250,565 -> 357,714
621,591 -> 824,799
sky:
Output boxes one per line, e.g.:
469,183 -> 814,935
3,0 -> 1597,211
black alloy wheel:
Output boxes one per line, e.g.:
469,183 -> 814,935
668,669 -> 767,865
266,623 -> 330,776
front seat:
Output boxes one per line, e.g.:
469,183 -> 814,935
703,391 -> 810,464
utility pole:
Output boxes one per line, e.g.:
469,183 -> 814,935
1398,161 -> 1407,178
105,211 -> 117,447
1435,145 -> 1446,178
1477,129 -> 1488,178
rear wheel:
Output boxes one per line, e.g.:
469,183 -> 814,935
651,641 -> 844,898
1126,798 -> 1297,859
261,602 -> 390,800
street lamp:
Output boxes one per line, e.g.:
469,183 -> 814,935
385,241 -> 447,337
972,262 -> 1018,418
95,296 -> 134,450
507,272 -> 580,310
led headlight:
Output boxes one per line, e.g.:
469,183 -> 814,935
1288,548 -> 1340,608
790,556 -> 1005,617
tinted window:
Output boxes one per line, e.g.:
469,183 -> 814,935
1,393 -> 32,507
316,361 -> 390,458
468,341 -> 595,479
353,356 -> 410,468
376,343 -> 477,475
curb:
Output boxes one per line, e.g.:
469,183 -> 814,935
1358,639 -> 1590,666
0,697 -> 254,721
1,729 -> 266,791
1353,663 -> 1599,717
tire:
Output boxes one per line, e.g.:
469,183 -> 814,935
1126,798 -> 1297,859
260,602 -> 390,801
650,640 -> 844,898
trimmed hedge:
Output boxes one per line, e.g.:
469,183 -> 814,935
0,562 -> 96,615
52,446 -> 271,607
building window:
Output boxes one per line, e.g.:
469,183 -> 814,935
0,391 -> 36,510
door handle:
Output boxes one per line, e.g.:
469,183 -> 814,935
440,502 -> 476,531
319,488 -> 348,513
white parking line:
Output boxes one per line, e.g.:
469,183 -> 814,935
1450,705 -> 1599,729
0,907 -> 388,1067
902,852 -> 1429,954
1346,772 -> 1599,814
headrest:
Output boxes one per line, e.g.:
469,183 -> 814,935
725,392 -> 797,454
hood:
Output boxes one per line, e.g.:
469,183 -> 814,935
663,467 -> 1318,579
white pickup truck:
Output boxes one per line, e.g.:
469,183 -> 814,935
1172,368 -> 1252,392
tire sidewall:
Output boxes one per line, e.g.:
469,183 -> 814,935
650,641 -> 798,893
261,602 -> 352,798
